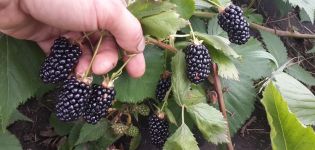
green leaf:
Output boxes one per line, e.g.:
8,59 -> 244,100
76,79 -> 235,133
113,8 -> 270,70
221,75 -> 256,135
231,38 -> 274,80
115,45 -> 164,103
171,51 -> 207,106
0,36 -> 45,131
8,110 -> 32,125
285,64 -> 315,86
49,114 -> 74,136
165,107 -> 178,126
281,0 -> 315,24
163,123 -> 198,150
207,14 -> 226,36
0,132 -> 22,150
129,134 -> 141,150
68,123 -> 84,147
187,103 -> 228,144
190,17 -> 207,33
261,83 -> 315,150
211,49 -> 239,80
128,0 -> 176,19
195,32 -> 240,59
170,0 -> 195,19
272,72 -> 315,125
195,0 -> 212,9
141,11 -> 188,39
91,134 -> 120,150
75,119 -> 110,145
260,31 -> 288,66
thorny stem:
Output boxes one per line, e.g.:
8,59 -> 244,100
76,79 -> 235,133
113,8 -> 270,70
83,32 -> 104,79
211,63 -> 234,150
193,11 -> 315,39
146,37 -> 177,52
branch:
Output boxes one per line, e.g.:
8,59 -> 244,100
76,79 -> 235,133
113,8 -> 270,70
193,11 -> 315,39
211,64 -> 234,150
146,37 -> 177,52
250,23 -> 315,39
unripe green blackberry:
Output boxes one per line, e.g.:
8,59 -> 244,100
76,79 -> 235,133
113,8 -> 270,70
218,4 -> 250,45
185,43 -> 212,84
56,76 -> 91,122
126,125 -> 140,137
155,72 -> 172,102
148,113 -> 169,148
83,84 -> 115,124
40,37 -> 82,83
134,104 -> 150,116
112,123 -> 129,135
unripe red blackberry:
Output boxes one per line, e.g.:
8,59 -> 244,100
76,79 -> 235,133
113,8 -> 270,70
185,43 -> 212,84
40,37 -> 82,83
83,84 -> 115,124
56,76 -> 91,122
148,113 -> 169,148
155,72 -> 172,102
218,5 -> 250,45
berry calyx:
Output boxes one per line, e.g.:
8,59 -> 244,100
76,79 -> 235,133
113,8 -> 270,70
56,76 -> 91,122
185,43 -> 212,84
40,37 -> 82,83
83,84 -> 116,124
155,71 -> 172,102
218,4 -> 250,45
148,112 -> 169,148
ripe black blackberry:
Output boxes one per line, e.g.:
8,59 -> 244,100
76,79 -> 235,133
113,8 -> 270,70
155,72 -> 171,102
148,113 -> 169,148
185,43 -> 212,84
217,4 -> 250,45
83,84 -> 115,124
56,76 -> 91,122
40,37 -> 82,83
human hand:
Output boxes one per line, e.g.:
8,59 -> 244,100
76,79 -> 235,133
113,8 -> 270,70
0,0 -> 146,78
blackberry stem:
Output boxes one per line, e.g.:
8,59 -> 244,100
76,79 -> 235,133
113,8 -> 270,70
83,32 -> 104,79
181,105 -> 185,125
160,86 -> 172,112
146,37 -> 177,52
188,22 -> 199,45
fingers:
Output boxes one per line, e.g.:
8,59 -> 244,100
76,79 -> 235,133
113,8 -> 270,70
92,36 -> 119,75
124,53 -> 146,78
20,0 -> 145,53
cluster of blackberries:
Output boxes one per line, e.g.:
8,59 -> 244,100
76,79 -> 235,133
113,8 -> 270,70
148,114 -> 169,148
185,43 -> 212,84
40,37 -> 82,83
155,72 -> 172,102
218,4 -> 250,45
39,37 -> 115,124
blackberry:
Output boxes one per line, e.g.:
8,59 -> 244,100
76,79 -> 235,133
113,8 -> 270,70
218,4 -> 250,45
126,125 -> 140,137
112,123 -> 129,135
155,72 -> 171,102
56,76 -> 91,122
40,37 -> 82,83
148,113 -> 169,148
83,84 -> 115,124
134,104 -> 150,116
185,44 -> 212,84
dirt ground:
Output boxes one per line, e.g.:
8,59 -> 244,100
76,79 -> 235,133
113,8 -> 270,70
7,0 -> 315,149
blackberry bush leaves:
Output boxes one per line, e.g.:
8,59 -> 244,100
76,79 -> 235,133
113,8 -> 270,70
0,35 -> 44,131
115,45 -> 164,103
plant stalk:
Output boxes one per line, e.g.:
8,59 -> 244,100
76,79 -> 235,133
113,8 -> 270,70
146,37 -> 177,52
211,63 -> 234,150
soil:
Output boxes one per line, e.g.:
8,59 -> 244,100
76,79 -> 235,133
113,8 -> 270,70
7,0 -> 315,150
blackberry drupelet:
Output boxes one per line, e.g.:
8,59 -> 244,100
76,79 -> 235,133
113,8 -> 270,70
218,4 -> 250,45
155,73 -> 171,102
40,37 -> 82,83
134,104 -> 150,116
56,76 -> 91,122
83,84 -> 115,124
148,114 -> 169,148
126,125 -> 140,137
185,43 -> 212,84
112,123 -> 129,135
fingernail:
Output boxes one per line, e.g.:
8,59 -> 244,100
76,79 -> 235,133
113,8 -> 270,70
137,37 -> 145,52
